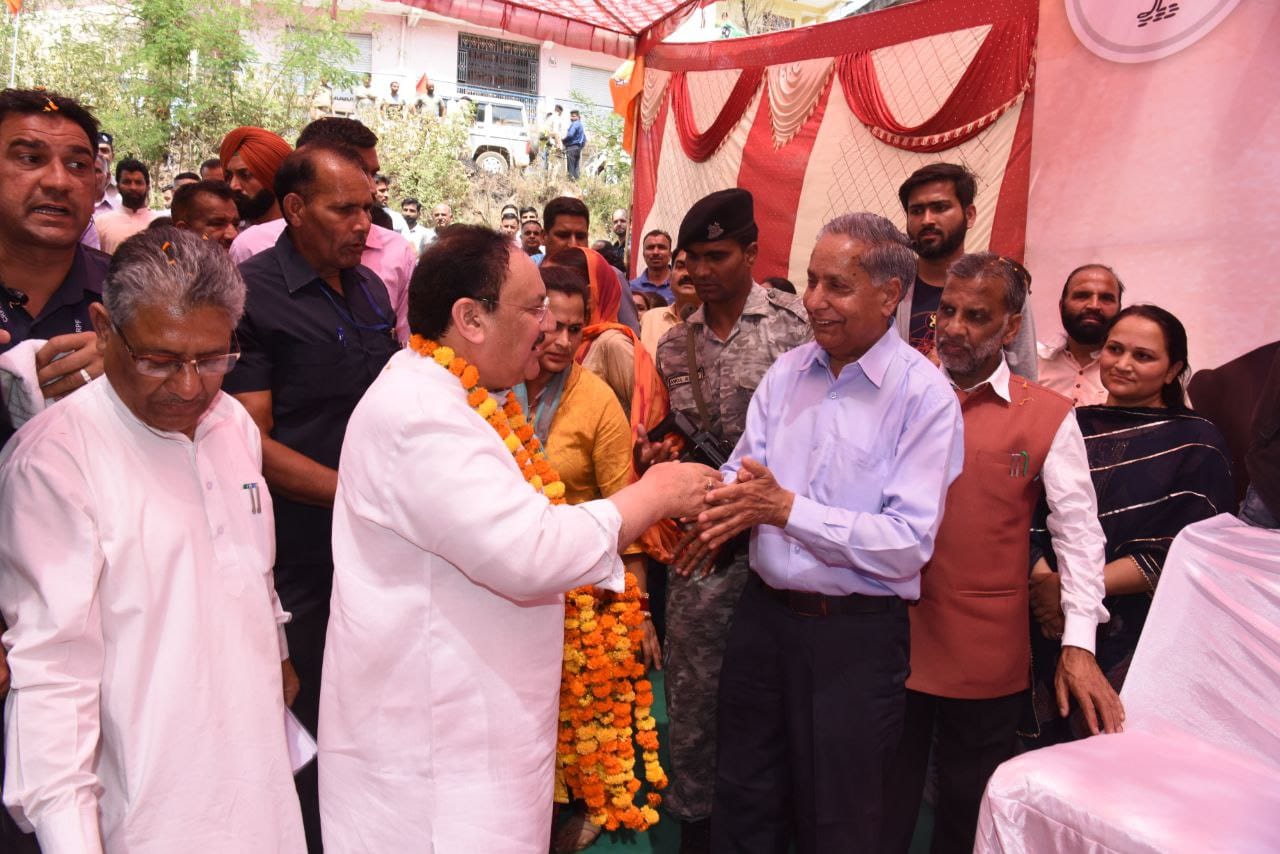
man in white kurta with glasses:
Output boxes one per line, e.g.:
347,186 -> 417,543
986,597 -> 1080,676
319,225 -> 717,852
0,228 -> 304,853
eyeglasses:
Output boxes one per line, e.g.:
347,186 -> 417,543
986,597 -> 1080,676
479,295 -> 551,322
113,323 -> 241,378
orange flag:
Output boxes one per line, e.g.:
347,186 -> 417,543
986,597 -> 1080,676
609,56 -> 644,154
6,0 -> 22,14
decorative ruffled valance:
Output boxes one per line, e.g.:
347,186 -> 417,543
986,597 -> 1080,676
669,67 -> 765,162
837,16 -> 1036,152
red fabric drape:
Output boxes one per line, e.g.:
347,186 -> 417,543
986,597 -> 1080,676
837,15 -> 1036,152
669,66 -> 765,162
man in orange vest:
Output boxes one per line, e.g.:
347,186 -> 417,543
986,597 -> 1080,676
882,252 -> 1124,854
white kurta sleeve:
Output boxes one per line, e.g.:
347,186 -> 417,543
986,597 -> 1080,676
0,445 -> 107,854
1042,410 -> 1110,652
344,398 -> 623,602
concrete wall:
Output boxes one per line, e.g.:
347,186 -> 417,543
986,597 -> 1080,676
250,3 -> 621,116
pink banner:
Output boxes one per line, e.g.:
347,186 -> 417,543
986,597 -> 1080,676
1024,0 -> 1280,371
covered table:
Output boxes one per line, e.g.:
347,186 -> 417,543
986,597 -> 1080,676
977,513 -> 1280,853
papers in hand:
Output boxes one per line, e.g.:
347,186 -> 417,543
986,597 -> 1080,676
285,707 -> 318,774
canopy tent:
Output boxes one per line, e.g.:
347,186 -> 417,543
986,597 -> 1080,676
390,0 -> 1278,373
388,0 -> 708,58
630,0 -> 1037,288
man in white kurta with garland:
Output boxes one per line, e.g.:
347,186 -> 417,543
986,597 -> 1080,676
0,228 -> 305,853
318,225 -> 715,852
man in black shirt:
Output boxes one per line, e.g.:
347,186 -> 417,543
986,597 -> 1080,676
896,163 -> 1037,378
223,142 -> 398,851
0,83 -> 108,854
0,89 -> 110,418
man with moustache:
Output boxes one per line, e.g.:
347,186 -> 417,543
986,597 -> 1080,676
882,253 -> 1121,854
95,158 -> 157,254
224,143 -> 399,852
897,163 -> 1037,379
520,219 -> 543,261
219,126 -> 293,227
0,86 -> 110,853
231,118 -> 417,344
400,197 -> 433,254
1037,264 -> 1125,406
0,88 -> 111,413
639,248 -> 697,358
652,188 -> 810,854
431,202 -> 453,229
171,180 -> 240,250
630,229 -> 674,303
694,212 -> 963,852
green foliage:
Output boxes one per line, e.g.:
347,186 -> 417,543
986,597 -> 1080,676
0,5 -> 633,228
1,0 -> 361,183
362,107 -> 472,213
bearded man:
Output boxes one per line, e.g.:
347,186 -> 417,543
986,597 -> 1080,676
896,163 -> 1037,379
219,127 -> 292,227
882,252 -> 1122,854
1036,264 -> 1125,406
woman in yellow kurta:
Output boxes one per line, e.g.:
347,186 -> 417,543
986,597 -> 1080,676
516,266 -> 663,851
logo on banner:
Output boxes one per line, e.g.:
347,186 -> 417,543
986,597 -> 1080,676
1136,1 -> 1178,28
1066,0 -> 1242,63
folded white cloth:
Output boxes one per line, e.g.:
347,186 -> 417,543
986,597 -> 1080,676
0,339 -> 48,429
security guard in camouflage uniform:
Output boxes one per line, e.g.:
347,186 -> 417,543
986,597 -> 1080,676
654,189 -> 811,853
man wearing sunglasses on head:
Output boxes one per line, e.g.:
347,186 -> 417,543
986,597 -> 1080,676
0,227 -> 306,852
223,141 -> 398,851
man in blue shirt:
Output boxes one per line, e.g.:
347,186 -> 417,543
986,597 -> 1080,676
692,212 -> 965,852
562,109 -> 586,180
630,229 -> 674,303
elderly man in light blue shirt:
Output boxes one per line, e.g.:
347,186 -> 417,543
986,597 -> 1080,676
691,212 -> 964,853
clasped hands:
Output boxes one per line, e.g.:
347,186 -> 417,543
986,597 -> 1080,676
674,458 -> 794,579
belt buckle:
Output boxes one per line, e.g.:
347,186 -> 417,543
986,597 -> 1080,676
789,591 -> 828,618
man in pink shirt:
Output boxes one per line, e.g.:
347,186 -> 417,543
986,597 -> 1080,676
1036,264 -> 1124,407
229,118 -> 416,343
95,158 -> 156,254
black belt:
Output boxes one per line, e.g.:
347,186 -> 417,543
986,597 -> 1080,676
751,572 -> 901,617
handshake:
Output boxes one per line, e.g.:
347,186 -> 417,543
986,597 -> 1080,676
633,423 -> 795,578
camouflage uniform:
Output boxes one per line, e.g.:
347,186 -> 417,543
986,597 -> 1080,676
655,284 -> 811,821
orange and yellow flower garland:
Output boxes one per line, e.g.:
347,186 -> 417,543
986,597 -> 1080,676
556,573 -> 667,831
409,335 -> 665,830
409,334 -> 565,503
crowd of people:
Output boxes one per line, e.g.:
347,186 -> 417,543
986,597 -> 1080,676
0,84 -> 1275,854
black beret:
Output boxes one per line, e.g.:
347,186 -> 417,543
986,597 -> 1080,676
677,188 -> 758,253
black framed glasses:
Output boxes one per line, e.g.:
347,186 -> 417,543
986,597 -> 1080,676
113,323 -> 241,378
478,295 -> 551,322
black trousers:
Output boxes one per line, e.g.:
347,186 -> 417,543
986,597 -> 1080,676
711,575 -> 909,854
285,598 -> 331,854
882,689 -> 1025,854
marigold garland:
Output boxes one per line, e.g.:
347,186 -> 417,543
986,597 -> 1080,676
556,571 -> 667,832
408,334 -> 565,503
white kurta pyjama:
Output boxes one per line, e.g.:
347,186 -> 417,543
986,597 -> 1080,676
319,348 -> 624,853
0,379 -> 305,854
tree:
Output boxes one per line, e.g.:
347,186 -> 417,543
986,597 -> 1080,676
1,0 -> 361,182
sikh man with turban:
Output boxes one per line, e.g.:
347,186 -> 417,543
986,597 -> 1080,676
219,127 -> 293,227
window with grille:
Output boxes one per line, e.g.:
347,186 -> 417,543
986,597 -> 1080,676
457,34 -> 539,99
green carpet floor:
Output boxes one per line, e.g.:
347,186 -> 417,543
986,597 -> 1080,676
572,670 -> 933,853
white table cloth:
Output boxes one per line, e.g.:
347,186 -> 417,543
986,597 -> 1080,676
977,513 -> 1280,853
